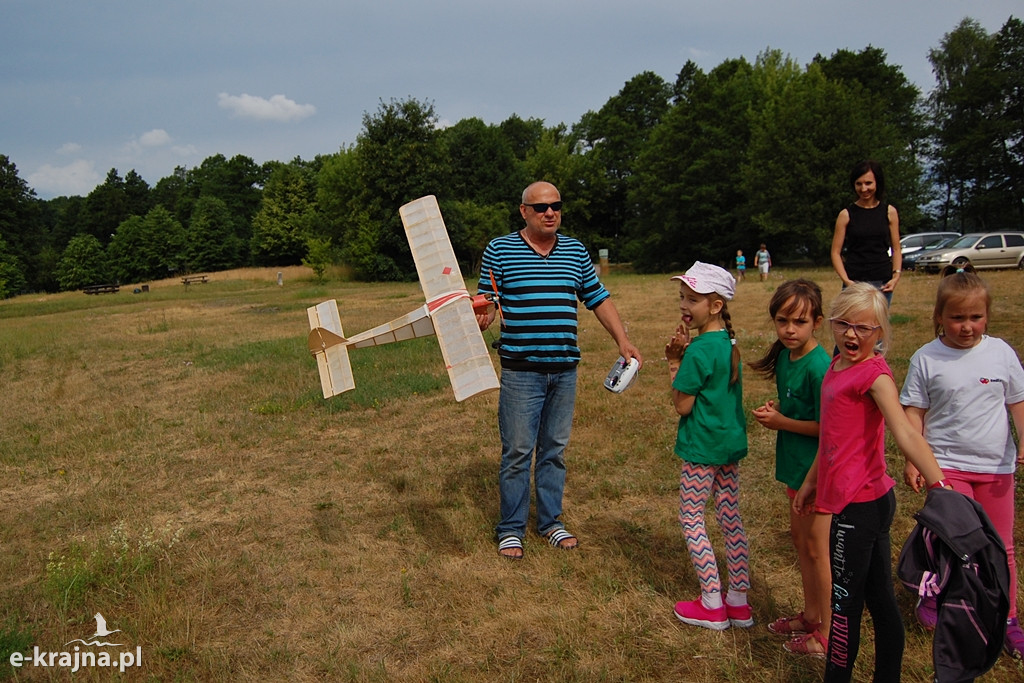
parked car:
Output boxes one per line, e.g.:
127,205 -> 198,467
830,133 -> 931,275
899,232 -> 960,268
902,235 -> 959,271
915,232 -> 1024,273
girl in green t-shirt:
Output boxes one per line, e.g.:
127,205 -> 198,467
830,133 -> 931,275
666,262 -> 751,632
750,279 -> 832,657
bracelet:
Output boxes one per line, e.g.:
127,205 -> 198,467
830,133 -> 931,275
892,270 -> 901,275
927,479 -> 948,490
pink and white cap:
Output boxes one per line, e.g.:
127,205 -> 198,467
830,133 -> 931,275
670,261 -> 736,300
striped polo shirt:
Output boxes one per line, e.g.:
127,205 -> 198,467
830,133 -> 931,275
478,231 -> 609,372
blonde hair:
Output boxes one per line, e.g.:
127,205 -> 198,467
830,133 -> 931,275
933,266 -> 990,337
829,283 -> 891,355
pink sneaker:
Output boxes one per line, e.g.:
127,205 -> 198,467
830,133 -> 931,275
726,603 -> 754,628
915,596 -> 937,631
674,598 -> 729,631
1005,617 -> 1024,660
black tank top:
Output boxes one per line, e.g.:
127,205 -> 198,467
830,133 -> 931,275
843,203 -> 892,282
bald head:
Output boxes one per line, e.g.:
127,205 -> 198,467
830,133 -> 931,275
522,181 -> 560,204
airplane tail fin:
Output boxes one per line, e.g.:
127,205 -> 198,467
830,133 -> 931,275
307,300 -> 356,398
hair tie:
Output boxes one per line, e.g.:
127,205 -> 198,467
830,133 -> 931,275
956,268 -> 965,273
730,338 -> 737,346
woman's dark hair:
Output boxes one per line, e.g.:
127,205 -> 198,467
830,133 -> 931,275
749,279 -> 824,380
849,159 -> 886,200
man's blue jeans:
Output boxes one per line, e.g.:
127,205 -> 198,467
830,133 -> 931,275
496,367 -> 577,541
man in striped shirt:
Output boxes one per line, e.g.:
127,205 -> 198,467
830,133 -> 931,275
478,181 -> 643,560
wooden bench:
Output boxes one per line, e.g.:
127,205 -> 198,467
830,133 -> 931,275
83,284 -> 120,294
181,275 -> 209,285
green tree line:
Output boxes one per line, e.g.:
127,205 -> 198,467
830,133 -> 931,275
1,17 -> 1021,298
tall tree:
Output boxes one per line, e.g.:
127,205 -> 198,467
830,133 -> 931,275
78,169 -> 130,246
438,117 -> 526,247
187,196 -> 243,272
499,114 -> 545,162
439,198 -> 508,276
743,53 -> 916,261
55,234 -> 108,290
572,71 -> 672,253
630,58 -> 756,271
0,155 -> 37,294
813,46 -> 925,146
518,125 -> 590,246
185,154 -> 267,263
250,162 -> 317,266
0,235 -> 27,298
152,166 -> 190,225
992,17 -> 1024,226
440,117 -> 524,207
107,206 -> 187,283
345,98 -> 445,279
927,18 -> 1005,230
315,145 -> 361,247
122,169 -> 154,218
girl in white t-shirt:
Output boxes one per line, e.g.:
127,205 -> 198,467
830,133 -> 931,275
901,266 -> 1024,659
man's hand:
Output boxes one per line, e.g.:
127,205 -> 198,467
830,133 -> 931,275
476,309 -> 495,332
619,341 -> 643,368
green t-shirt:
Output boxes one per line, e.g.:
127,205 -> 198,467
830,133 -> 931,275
775,344 -> 831,489
672,330 -> 748,465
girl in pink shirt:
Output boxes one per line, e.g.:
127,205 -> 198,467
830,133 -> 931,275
794,283 -> 946,680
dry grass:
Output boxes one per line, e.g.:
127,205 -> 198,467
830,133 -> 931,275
1,265 -> 1022,682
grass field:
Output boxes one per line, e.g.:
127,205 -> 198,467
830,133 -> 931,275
1,264 -> 1023,682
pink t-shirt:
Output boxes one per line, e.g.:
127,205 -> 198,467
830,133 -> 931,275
816,354 -> 896,513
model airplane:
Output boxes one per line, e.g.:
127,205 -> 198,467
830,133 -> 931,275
307,195 -> 500,402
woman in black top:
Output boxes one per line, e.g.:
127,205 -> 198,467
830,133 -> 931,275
830,160 -> 901,304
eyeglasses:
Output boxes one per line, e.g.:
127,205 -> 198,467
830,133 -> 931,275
830,318 -> 882,338
525,201 -> 562,213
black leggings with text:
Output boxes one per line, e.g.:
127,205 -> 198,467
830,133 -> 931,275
826,489 -> 904,683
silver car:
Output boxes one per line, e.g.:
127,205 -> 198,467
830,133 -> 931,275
915,231 -> 1024,273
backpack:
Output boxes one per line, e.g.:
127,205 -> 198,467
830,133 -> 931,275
897,488 -> 1010,683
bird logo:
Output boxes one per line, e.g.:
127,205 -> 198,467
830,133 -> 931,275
64,613 -> 123,647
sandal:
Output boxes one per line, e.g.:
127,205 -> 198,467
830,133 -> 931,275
545,528 -> 578,550
783,630 -> 827,659
497,535 -> 524,560
768,611 -> 821,635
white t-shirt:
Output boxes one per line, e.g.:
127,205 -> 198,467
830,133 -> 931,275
900,336 -> 1024,474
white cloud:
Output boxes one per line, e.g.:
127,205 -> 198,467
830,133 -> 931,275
123,129 -> 174,155
172,144 -> 200,157
139,128 -> 171,147
217,92 -> 316,122
27,159 -> 101,197
57,142 -> 82,155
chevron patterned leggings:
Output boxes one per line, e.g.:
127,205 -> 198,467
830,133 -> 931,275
678,461 -> 750,595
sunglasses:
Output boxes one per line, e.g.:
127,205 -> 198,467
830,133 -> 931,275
830,318 -> 882,338
526,201 -> 562,213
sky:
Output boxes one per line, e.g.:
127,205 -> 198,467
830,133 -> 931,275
1,0 -> 1019,199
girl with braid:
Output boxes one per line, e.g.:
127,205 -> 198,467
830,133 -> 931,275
750,279 -> 832,656
665,262 -> 752,630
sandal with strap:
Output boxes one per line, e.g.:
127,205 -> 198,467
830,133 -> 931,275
783,630 -> 827,659
545,528 -> 578,550
768,611 -> 821,635
497,535 -> 524,560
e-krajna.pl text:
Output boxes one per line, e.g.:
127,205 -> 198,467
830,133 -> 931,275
9,646 -> 142,673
